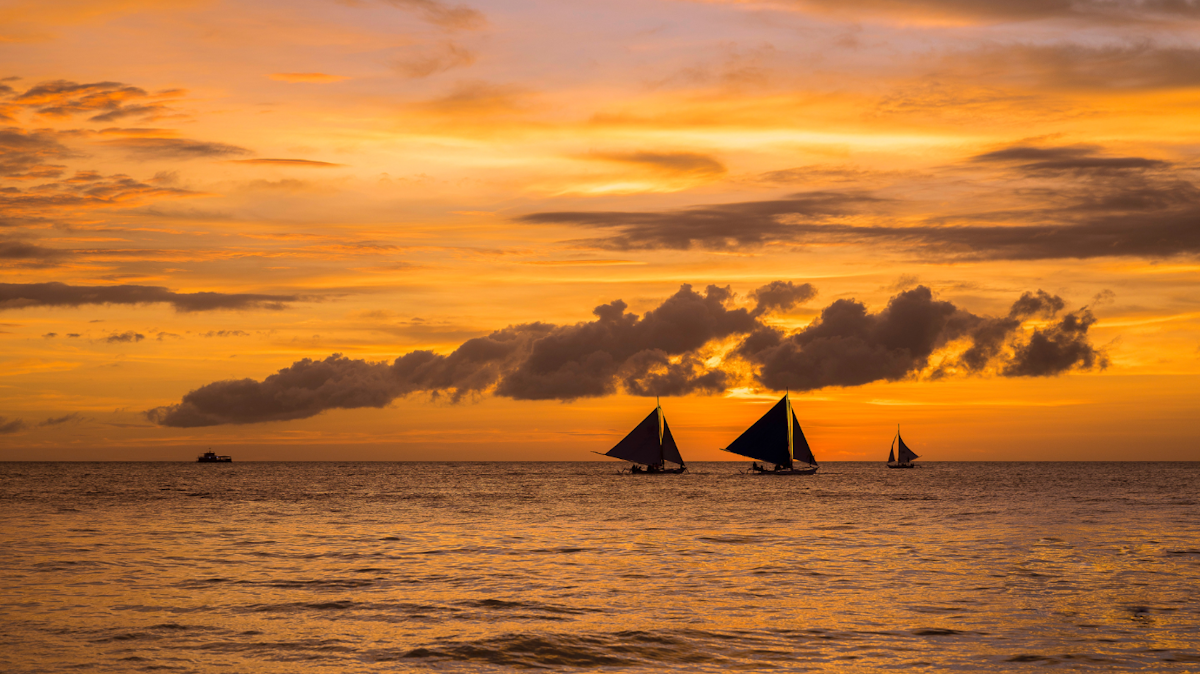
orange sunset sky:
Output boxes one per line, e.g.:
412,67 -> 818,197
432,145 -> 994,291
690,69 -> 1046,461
1,0 -> 1198,460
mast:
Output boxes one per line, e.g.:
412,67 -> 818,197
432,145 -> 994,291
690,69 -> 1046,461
785,390 -> 794,467
656,397 -> 664,466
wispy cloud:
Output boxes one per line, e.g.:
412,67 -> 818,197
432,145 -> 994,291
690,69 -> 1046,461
0,282 -> 302,313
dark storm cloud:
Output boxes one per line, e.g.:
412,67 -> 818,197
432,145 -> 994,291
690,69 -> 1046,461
0,416 -> 26,434
145,282 -> 780,426
0,282 -> 299,312
943,290 -> 1065,373
494,284 -> 757,399
619,351 -> 729,397
737,286 -> 1104,390
145,282 -> 1104,427
520,192 -> 880,250
1003,309 -> 1106,376
749,281 -> 817,317
100,137 -> 250,159
737,286 -> 961,390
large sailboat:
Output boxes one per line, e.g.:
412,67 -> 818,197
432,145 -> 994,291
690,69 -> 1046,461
886,426 -> 919,469
595,400 -> 687,474
721,392 -> 818,475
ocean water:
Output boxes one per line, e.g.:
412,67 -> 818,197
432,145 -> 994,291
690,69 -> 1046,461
1,462 -> 1197,672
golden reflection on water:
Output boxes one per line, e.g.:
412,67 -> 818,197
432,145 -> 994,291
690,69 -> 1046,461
0,462 -> 1197,672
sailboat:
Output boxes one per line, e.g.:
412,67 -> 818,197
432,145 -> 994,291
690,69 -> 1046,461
886,425 -> 919,469
720,392 -> 818,475
595,399 -> 687,474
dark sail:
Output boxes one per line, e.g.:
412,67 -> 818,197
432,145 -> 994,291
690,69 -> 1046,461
661,418 -> 684,466
897,432 -> 919,464
887,443 -> 895,463
604,408 -> 662,465
791,411 -> 817,466
723,396 -> 792,466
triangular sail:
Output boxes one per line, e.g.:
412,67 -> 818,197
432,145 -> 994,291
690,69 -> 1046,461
723,395 -> 792,466
791,411 -> 817,466
661,418 -> 684,467
897,432 -> 918,464
604,409 -> 662,465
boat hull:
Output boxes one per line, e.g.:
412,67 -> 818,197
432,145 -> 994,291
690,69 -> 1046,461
628,467 -> 687,475
751,466 -> 818,475
197,458 -> 232,463
886,463 -> 916,469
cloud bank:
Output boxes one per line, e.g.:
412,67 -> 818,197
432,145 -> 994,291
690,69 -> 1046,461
146,282 -> 1105,427
522,144 -> 1200,260
0,282 -> 300,312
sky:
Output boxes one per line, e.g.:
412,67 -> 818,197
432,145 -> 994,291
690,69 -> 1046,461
1,0 -> 1198,461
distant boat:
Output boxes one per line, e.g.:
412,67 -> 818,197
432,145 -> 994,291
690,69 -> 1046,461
886,426 -> 919,469
595,399 -> 687,474
721,392 -> 818,475
197,450 -> 232,463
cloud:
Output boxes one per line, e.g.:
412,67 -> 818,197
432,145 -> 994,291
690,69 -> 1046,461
738,286 -> 1104,391
494,284 -> 757,400
973,145 -> 1171,175
750,281 -> 817,317
421,81 -> 529,116
268,73 -> 349,83
520,191 -> 880,250
38,412 -> 80,427
379,0 -> 486,29
0,282 -> 300,312
42,332 -> 57,338
0,239 -> 67,263
756,0 -> 1200,24
0,416 -> 26,434
14,79 -> 177,121
145,282 -> 1104,427
106,331 -> 145,343
1003,309 -> 1107,377
0,172 -> 201,219
737,286 -> 962,390
99,137 -> 250,159
584,151 -> 727,178
229,158 -> 344,167
956,43 -> 1200,91
204,330 -> 250,337
146,282 -> 770,426
0,127 -> 73,179
523,145 -> 1200,260
392,42 -> 476,78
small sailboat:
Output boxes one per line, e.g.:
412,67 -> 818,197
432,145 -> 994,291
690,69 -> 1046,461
595,399 -> 687,474
721,392 -> 818,475
886,426 -> 919,469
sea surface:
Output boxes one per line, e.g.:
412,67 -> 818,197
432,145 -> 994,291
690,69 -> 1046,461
1,462 -> 1197,672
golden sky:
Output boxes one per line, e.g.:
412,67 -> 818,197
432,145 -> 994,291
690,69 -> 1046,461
1,0 -> 1198,460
